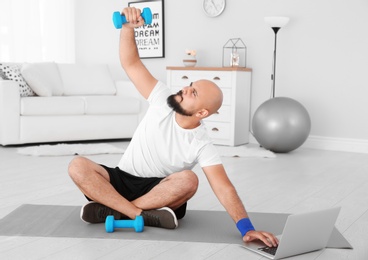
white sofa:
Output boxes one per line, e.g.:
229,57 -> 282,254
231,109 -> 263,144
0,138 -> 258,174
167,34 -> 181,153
0,62 -> 147,146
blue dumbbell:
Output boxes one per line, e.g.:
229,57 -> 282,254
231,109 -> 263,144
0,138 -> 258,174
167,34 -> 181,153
112,7 -> 152,29
105,215 -> 144,233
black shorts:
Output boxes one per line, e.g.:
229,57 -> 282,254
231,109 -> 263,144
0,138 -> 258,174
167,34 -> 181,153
93,165 -> 187,219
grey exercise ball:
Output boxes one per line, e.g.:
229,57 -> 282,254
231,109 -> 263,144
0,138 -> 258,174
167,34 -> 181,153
252,97 -> 311,153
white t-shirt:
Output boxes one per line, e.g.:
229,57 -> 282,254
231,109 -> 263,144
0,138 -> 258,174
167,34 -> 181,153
117,81 -> 222,178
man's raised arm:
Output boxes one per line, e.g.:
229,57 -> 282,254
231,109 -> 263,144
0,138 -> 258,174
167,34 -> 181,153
119,7 -> 158,99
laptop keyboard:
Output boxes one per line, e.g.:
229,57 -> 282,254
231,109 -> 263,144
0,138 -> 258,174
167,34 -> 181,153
259,246 -> 278,255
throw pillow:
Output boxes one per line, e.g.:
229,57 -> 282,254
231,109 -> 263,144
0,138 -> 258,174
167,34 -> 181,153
0,63 -> 36,97
0,67 -> 8,80
21,62 -> 64,96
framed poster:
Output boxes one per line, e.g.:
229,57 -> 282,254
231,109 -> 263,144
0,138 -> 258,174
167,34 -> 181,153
129,0 -> 165,59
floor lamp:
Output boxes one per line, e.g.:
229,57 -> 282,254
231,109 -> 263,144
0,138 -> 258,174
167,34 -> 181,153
264,17 -> 290,98
252,16 -> 311,153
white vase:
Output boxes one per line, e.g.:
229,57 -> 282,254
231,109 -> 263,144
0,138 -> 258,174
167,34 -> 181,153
183,55 -> 197,67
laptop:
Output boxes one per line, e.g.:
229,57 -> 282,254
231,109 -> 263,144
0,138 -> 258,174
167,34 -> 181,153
241,207 -> 341,259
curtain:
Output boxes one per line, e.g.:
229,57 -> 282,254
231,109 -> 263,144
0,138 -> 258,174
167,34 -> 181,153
0,0 -> 75,63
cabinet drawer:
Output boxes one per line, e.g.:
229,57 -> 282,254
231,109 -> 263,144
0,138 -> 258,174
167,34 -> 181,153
206,105 -> 231,122
169,70 -> 232,89
204,122 -> 231,140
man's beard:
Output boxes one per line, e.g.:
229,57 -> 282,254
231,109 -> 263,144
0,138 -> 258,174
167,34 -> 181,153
167,90 -> 193,117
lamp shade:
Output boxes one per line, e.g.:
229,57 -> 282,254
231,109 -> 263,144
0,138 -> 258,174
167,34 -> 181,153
264,17 -> 290,28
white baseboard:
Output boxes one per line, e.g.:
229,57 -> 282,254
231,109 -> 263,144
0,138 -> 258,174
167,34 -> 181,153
302,135 -> 368,154
249,134 -> 368,154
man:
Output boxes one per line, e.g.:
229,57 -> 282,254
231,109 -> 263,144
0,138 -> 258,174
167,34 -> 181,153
68,7 -> 278,247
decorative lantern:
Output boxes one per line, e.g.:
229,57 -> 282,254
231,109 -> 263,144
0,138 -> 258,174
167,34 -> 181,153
222,38 -> 247,67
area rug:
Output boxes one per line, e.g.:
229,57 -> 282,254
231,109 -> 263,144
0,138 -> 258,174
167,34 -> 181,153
216,145 -> 275,158
17,143 -> 125,156
0,204 -> 352,249
17,143 -> 275,158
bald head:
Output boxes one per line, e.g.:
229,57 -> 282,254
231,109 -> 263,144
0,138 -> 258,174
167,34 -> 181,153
195,80 -> 223,116
166,79 -> 224,120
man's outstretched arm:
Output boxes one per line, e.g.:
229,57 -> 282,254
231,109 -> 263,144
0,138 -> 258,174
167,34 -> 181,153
119,7 -> 158,99
203,164 -> 279,247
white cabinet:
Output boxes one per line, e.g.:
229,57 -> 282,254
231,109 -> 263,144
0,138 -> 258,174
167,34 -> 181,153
166,67 -> 252,146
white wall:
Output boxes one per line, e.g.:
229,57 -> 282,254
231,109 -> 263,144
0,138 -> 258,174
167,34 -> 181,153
75,0 -> 368,152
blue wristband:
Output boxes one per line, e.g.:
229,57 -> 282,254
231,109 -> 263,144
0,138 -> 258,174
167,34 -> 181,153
236,218 -> 255,237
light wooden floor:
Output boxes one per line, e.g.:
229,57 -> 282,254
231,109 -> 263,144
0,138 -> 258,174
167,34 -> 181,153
0,142 -> 367,259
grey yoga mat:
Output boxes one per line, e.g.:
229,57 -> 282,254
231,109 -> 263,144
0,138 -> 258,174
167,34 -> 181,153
0,204 -> 352,249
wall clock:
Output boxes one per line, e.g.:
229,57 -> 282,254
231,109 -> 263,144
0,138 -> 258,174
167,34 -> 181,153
203,0 -> 226,17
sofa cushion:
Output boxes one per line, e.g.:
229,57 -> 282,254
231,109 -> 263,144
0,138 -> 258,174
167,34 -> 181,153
83,96 -> 140,115
0,63 -> 36,97
21,62 -> 64,97
58,64 -> 116,96
21,96 -> 85,116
